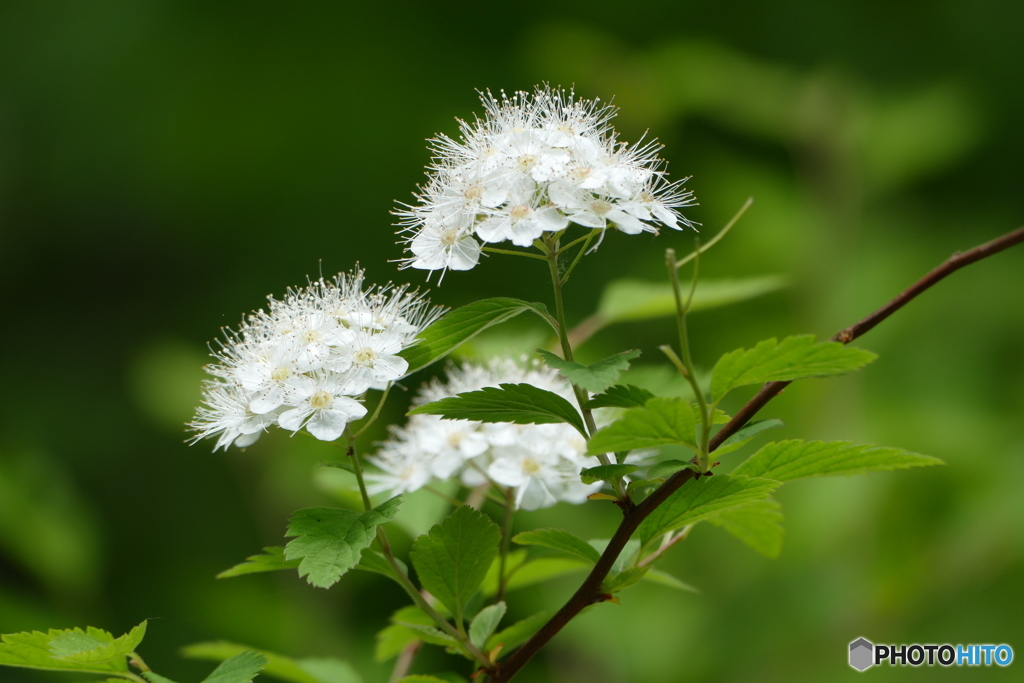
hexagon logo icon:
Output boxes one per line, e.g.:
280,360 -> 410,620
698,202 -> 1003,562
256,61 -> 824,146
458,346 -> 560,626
849,638 -> 874,671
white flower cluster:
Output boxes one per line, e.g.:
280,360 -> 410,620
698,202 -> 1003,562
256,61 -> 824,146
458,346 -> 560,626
189,268 -> 444,450
396,85 -> 695,276
366,358 -> 604,510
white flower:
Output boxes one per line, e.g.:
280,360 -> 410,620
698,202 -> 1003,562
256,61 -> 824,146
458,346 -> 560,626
189,267 -> 444,448
278,373 -> 368,441
189,381 -> 277,451
366,357 -> 603,509
396,85 -> 696,277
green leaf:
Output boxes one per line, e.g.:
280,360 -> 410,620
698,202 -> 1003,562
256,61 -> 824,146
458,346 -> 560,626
709,499 -> 785,559
642,569 -> 698,592
144,674 -> 180,683
587,398 -> 699,455
583,384 -> 655,409
598,276 -> 788,324
398,677 -> 456,683
375,624 -> 417,663
400,298 -> 553,374
711,335 -> 878,401
504,558 -> 589,592
185,646 -> 359,683
485,611 -> 554,652
469,602 -> 506,649
479,550 -> 528,598
647,460 -> 698,479
217,548 -> 300,579
601,566 -> 649,593
409,505 -> 501,625
714,419 -> 785,456
0,625 -> 145,675
374,607 -> 434,662
637,474 -> 782,546
50,622 -> 146,664
512,528 -> 601,564
391,623 -> 460,650
284,497 -> 403,589
295,660 -> 361,683
732,440 -> 944,482
409,383 -> 586,437
579,464 -> 638,485
537,349 -> 641,393
201,651 -> 267,683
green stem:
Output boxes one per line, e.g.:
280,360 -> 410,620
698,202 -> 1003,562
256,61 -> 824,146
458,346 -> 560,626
544,237 -> 630,503
496,487 -> 515,601
666,249 -> 712,471
352,383 -> 392,439
559,229 -> 599,286
344,429 -> 491,665
482,246 -> 549,261
674,197 -> 753,270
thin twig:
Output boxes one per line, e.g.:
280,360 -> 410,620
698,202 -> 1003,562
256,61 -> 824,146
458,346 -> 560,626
489,224 -> 1024,682
674,197 -> 753,270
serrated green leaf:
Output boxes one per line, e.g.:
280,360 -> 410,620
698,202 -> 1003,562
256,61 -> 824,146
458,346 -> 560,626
512,529 -> 601,564
0,626 -> 142,675
580,464 -> 638,485
587,397 -> 699,455
485,611 -> 554,652
711,336 -> 878,401
601,566 -> 649,593
409,506 -> 501,625
537,349 -> 641,393
51,621 -> 146,665
409,383 -> 586,436
714,419 -> 785,456
469,602 -> 506,649
598,276 -> 788,324
400,298 -> 553,374
200,650 -> 267,683
584,384 -> 655,409
732,440 -> 944,482
648,460 -> 698,479
218,548 -> 300,579
709,499 -> 785,558
284,497 -> 403,589
642,569 -> 698,592
637,474 -> 781,546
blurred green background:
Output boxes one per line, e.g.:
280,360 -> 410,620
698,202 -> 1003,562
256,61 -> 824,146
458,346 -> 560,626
2,1 -> 1023,681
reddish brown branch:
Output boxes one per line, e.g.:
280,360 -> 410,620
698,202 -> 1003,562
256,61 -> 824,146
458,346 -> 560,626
488,225 -> 1024,682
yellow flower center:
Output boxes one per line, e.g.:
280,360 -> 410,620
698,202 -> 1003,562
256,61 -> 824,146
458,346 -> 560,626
302,330 -> 322,343
591,200 -> 612,215
309,391 -> 332,409
522,458 -> 541,475
509,204 -> 532,221
517,154 -> 537,171
354,347 -> 376,363
270,367 -> 291,382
